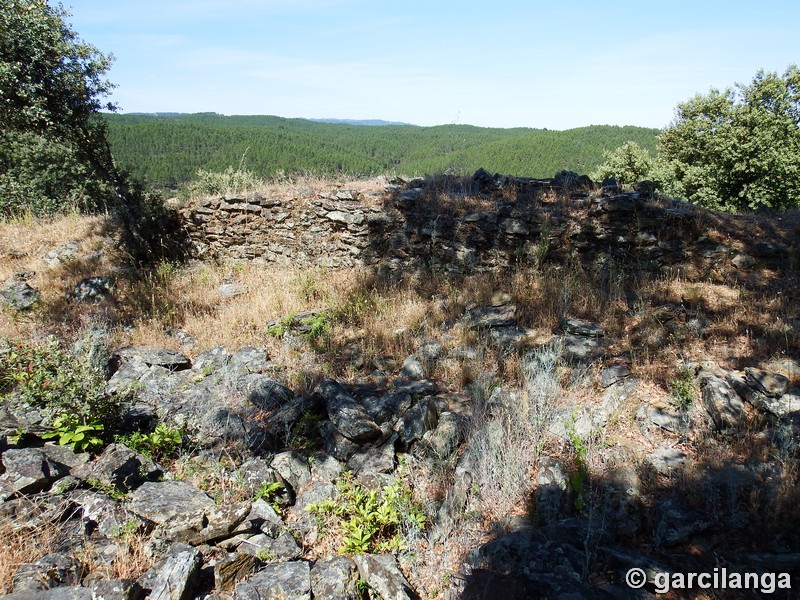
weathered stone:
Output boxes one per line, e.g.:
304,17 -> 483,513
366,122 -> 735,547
215,553 -> 261,591
462,304 -> 516,329
397,397 -> 439,449
127,480 -> 214,525
600,365 -> 631,388
560,316 -> 605,337
400,355 -> 425,379
534,457 -> 570,525
219,282 -> 247,297
1,280 -> 40,310
310,555 -> 361,600
352,554 -> 415,600
270,451 -> 311,492
744,367 -> 789,398
71,443 -> 160,493
235,561 -> 311,600
42,241 -> 81,266
12,552 -> 84,592
646,446 -> 687,476
238,373 -> 294,411
114,347 -> 191,370
318,379 -> 381,442
700,375 -> 745,429
731,253 -> 756,269
73,277 -> 112,302
0,447 -> 72,497
140,544 -> 202,600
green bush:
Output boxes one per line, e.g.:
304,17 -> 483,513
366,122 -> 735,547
115,423 -> 183,461
1,338 -> 121,449
0,130 -> 116,217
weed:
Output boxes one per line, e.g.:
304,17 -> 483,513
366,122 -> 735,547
86,477 -> 128,501
669,367 -> 697,411
307,471 -> 426,554
42,414 -> 105,452
115,423 -> 183,461
254,481 -> 284,512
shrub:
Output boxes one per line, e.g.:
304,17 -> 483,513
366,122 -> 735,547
660,65 -> 800,211
307,471 -> 426,554
180,166 -> 265,198
1,338 -> 121,448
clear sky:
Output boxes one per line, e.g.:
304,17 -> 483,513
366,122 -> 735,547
62,0 -> 800,130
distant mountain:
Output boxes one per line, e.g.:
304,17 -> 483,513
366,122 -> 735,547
309,118 -> 414,126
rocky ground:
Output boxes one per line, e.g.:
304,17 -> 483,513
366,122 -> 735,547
1,173 -> 799,599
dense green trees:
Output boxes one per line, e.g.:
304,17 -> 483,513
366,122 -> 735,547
104,114 -> 660,191
0,0 -> 119,215
596,66 -> 800,212
660,65 -> 800,211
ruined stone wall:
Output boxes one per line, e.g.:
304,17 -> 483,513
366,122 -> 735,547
177,179 -> 790,278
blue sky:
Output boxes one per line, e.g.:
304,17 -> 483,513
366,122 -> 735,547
63,0 -> 799,130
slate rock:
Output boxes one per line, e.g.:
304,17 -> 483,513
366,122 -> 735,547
0,280 -> 40,310
114,347 -> 191,370
238,374 -> 294,411
271,451 -> 312,492
72,277 -> 112,302
352,554 -> 415,600
400,355 -> 425,380
422,411 -> 462,459
744,367 -> 789,398
12,552 -> 84,592
397,397 -> 439,450
560,316 -> 605,337
636,403 -> 687,435
310,555 -> 361,600
42,241 -> 81,266
215,553 -> 261,592
654,497 -> 713,546
235,561 -> 311,600
560,334 -> 604,362
164,501 -> 252,545
127,480 -> 214,525
318,379 -> 381,442
139,544 -> 202,600
362,391 -> 412,426
70,490 -> 152,538
71,443 -> 160,493
600,365 -> 631,388
0,447 -> 73,497
646,446 -> 687,476
700,375 -> 745,429
534,457 -> 570,525
219,282 -> 247,297
462,304 -> 516,329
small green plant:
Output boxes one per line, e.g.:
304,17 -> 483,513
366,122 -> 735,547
116,423 -> 183,460
255,547 -> 277,562
267,314 -> 295,338
307,471 -> 426,554
254,481 -> 284,511
42,414 -> 105,452
670,368 -> 698,411
565,412 -> 589,512
301,312 -> 332,346
86,477 -> 128,501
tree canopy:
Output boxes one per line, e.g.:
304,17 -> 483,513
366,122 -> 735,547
0,0 -> 118,214
660,65 -> 800,211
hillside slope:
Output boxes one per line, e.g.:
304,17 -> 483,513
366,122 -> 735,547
104,113 -> 659,188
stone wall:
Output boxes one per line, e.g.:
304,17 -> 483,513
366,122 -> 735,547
177,173 -> 793,277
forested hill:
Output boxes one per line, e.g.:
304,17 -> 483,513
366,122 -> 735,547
104,113 -> 660,189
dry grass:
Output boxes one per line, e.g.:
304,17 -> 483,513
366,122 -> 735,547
0,513 -> 60,593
